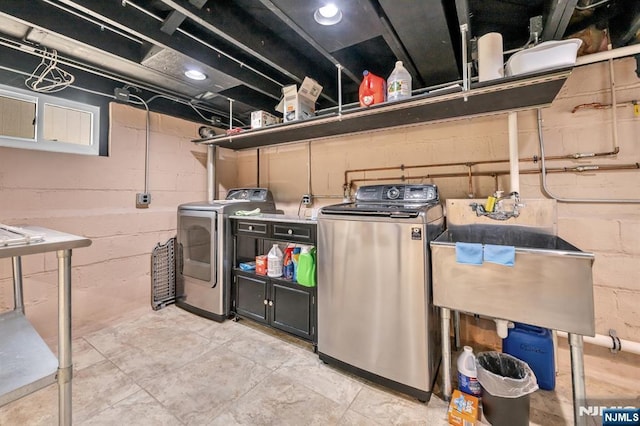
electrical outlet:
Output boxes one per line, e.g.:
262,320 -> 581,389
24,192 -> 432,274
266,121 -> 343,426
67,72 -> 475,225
136,192 -> 151,208
302,194 -> 312,206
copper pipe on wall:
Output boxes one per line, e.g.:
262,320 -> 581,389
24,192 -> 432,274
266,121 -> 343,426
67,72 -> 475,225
347,163 -> 640,188
343,149 -> 620,191
571,101 -> 636,113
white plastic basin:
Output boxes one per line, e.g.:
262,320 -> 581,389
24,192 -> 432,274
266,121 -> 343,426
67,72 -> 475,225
505,39 -> 582,77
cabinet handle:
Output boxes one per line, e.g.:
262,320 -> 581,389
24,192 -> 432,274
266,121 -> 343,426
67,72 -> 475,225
268,300 -> 273,306
287,229 -> 293,235
263,299 -> 268,305
248,225 -> 254,231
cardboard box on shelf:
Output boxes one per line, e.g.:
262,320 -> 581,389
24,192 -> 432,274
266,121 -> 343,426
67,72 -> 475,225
447,390 -> 479,426
250,110 -> 281,129
255,255 -> 268,275
275,77 -> 323,123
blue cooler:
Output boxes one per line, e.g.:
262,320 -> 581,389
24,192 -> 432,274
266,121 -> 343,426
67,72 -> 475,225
502,323 -> 555,390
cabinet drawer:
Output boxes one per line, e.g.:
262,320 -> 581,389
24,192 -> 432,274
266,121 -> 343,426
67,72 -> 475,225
272,223 -> 316,243
236,220 -> 268,236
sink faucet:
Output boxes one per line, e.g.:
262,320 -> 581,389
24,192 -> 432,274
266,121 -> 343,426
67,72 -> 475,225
470,191 -> 524,220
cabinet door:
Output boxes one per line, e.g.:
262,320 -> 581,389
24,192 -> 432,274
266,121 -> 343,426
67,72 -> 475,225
270,281 -> 315,341
234,273 -> 268,323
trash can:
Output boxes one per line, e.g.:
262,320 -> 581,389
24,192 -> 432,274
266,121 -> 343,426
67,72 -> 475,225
476,351 -> 539,426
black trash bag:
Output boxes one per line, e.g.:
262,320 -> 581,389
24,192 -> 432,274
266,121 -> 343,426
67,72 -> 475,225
476,351 -> 538,398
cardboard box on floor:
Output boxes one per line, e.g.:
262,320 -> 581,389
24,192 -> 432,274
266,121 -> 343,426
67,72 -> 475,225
448,390 -> 479,426
276,77 -> 323,122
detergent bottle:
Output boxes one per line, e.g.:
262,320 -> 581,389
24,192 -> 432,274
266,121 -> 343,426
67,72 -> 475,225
291,247 -> 302,282
296,246 -> 317,287
283,246 -> 294,279
359,70 -> 386,107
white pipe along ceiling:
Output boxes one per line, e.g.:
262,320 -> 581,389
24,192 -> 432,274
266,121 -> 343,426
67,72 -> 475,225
0,0 -> 638,127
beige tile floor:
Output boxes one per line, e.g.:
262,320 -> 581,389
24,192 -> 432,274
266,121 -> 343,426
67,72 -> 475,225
1,305 -> 638,425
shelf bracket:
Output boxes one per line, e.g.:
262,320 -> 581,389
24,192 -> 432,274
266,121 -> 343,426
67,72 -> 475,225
228,98 -> 234,130
460,24 -> 470,101
337,64 -> 343,116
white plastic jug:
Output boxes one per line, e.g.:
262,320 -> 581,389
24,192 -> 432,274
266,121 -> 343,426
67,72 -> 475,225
267,244 -> 283,278
457,346 -> 481,397
387,61 -> 412,102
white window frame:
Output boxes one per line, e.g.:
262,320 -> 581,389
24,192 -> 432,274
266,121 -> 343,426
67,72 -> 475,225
0,83 -> 100,156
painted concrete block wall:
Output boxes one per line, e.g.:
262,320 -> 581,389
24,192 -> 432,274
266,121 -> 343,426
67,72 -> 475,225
0,103 -> 216,342
1,58 -> 637,355
235,58 -> 640,344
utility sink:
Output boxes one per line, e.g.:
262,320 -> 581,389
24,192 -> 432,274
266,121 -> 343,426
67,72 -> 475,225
430,224 -> 595,336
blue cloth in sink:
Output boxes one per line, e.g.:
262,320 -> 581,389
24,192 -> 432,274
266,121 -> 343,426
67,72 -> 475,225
455,242 -> 483,265
484,244 -> 516,267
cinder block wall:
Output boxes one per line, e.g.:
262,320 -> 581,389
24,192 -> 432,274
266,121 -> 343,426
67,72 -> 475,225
0,103 -> 219,342
236,57 -> 640,345
1,58 -> 638,353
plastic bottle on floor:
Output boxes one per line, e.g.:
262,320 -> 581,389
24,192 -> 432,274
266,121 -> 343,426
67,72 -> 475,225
457,346 -> 482,397
503,323 -> 555,390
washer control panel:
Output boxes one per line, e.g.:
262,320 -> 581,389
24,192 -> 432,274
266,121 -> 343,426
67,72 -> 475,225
355,184 -> 438,203
226,188 -> 273,202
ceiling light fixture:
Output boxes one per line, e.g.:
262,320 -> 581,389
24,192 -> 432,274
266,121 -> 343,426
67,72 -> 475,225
314,4 -> 342,26
185,69 -> 207,81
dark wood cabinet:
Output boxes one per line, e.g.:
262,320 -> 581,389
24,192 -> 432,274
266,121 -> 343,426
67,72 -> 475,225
234,272 -> 268,323
231,218 -> 317,343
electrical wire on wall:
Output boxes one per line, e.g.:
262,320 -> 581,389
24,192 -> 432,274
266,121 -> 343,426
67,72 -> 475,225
127,94 -> 152,207
0,36 -> 242,127
307,141 -> 312,196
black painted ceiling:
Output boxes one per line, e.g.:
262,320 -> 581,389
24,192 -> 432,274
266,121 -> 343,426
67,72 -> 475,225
0,0 -> 638,128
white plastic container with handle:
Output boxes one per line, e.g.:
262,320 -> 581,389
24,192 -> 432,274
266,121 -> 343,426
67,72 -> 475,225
457,346 -> 482,397
267,243 -> 283,278
387,61 -> 412,102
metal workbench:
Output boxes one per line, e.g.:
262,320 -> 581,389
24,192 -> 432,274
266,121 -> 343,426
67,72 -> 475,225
0,225 -> 91,425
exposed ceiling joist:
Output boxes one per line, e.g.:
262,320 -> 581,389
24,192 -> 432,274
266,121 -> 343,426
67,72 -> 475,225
0,0 -> 637,128
542,0 -> 580,41
160,0 -> 207,35
50,0 -> 284,101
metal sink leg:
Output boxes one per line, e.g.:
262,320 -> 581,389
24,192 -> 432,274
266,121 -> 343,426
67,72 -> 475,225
441,307 -> 452,400
569,333 -> 587,426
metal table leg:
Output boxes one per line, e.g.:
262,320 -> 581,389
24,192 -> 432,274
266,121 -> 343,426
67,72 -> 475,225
57,249 -> 72,426
441,307 -> 452,400
569,333 -> 586,426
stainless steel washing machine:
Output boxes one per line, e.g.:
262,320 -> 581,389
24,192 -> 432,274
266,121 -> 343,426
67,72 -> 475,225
317,184 -> 444,401
176,188 -> 276,321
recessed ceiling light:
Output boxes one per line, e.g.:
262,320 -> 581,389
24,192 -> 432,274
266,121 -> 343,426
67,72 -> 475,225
314,4 -> 342,26
185,69 -> 207,81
